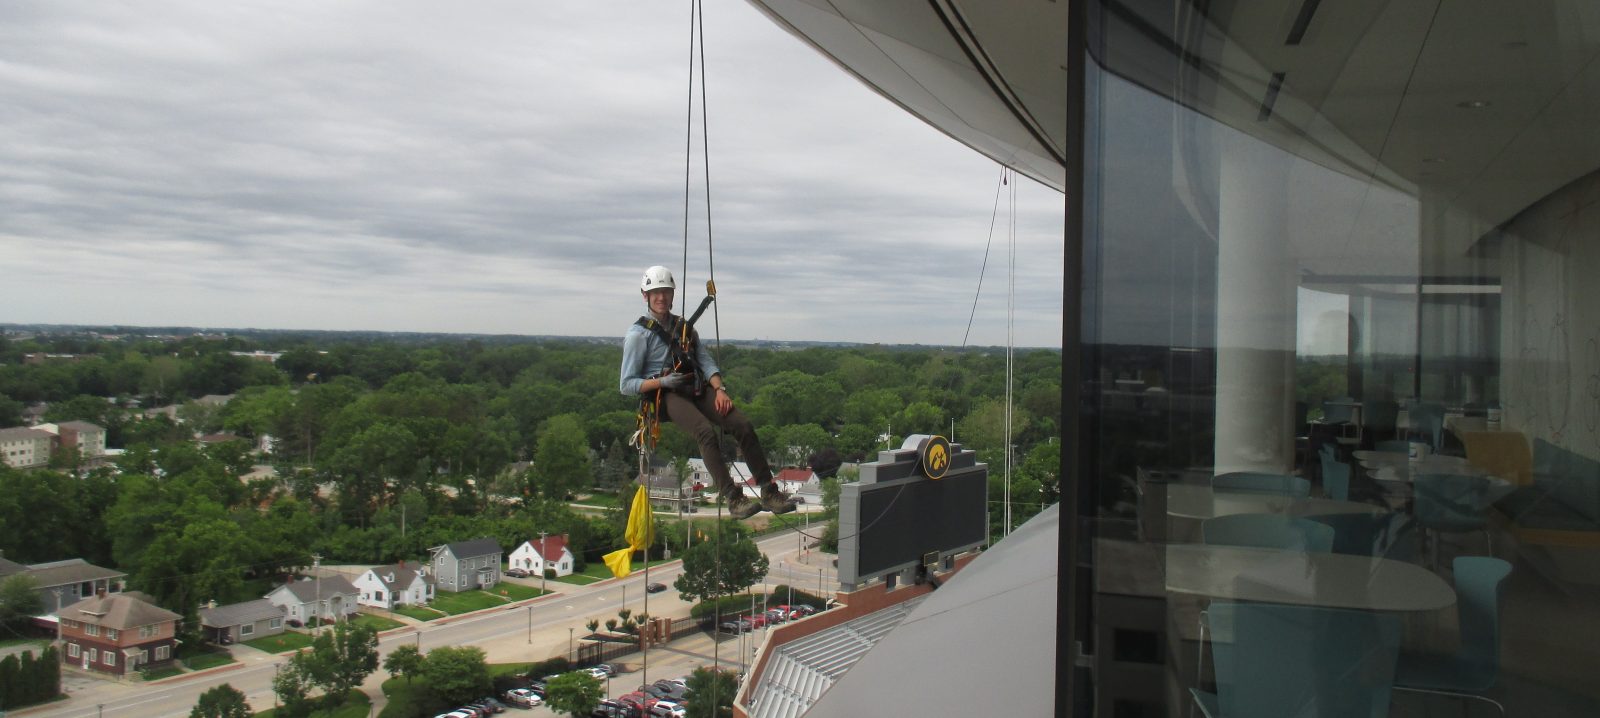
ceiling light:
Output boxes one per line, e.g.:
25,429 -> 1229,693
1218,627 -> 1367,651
1422,157 -> 1446,164
1457,100 -> 1491,109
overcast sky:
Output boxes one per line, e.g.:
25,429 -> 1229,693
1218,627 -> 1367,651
0,1 -> 1064,347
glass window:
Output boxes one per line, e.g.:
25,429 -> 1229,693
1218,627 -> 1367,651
155,645 -> 169,661
106,628 -> 118,641
240,623 -> 254,637
1077,2 -> 1600,716
85,624 -> 98,636
270,618 -> 282,629
68,643 -> 80,658
104,651 -> 115,666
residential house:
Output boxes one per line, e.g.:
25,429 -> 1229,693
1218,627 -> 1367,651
7,558 -> 128,616
508,535 -> 574,578
428,539 -> 502,593
774,468 -> 823,505
687,458 -> 751,497
264,575 -> 359,626
643,472 -> 700,512
0,426 -> 52,468
197,598 -> 287,645
57,592 -> 181,676
353,561 -> 434,609
55,421 -> 106,458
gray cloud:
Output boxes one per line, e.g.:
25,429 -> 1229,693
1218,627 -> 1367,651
0,0 -> 1063,346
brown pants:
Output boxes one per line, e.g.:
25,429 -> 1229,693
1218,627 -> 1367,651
659,390 -> 773,500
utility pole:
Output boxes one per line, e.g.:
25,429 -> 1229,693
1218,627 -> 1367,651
538,531 -> 549,596
526,605 -> 532,644
568,626 -> 574,663
312,554 -> 322,635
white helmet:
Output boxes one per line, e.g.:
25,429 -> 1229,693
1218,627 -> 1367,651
640,265 -> 676,291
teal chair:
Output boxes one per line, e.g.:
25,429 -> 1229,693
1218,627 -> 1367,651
1305,512 -> 1389,556
1414,474 -> 1493,566
1202,514 -> 1335,553
1213,472 -> 1311,497
1319,452 -> 1350,501
1408,402 -> 1446,450
1194,602 -> 1402,718
1393,556 -> 1512,716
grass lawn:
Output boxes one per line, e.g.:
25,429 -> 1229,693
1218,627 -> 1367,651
487,582 -> 547,601
258,689 -> 370,718
243,630 -> 315,654
393,604 -> 445,621
351,613 -> 407,632
574,556 -> 674,580
139,665 -> 184,681
554,573 -> 603,585
576,492 -> 621,508
428,590 -> 511,615
0,637 -> 46,650
182,652 -> 236,670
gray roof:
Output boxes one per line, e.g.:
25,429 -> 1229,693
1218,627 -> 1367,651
58,420 -> 103,432
367,562 -> 430,590
25,559 -> 126,588
0,426 -> 50,441
271,575 -> 359,604
435,538 -> 502,560
800,503 -> 1058,718
199,598 -> 286,628
62,593 -> 182,630
0,555 -> 26,577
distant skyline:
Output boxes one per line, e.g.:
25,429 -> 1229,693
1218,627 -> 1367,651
0,1 -> 1064,348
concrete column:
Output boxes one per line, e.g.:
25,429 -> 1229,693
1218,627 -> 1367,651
1214,134 -> 1298,474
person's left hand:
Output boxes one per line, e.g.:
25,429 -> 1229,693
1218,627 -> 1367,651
714,387 -> 733,415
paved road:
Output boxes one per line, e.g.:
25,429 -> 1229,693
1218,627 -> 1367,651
19,529 -> 836,718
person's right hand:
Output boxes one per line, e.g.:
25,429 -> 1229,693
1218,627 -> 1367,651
656,372 -> 692,390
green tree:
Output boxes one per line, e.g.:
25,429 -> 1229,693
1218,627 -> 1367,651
301,621 -> 379,700
272,656 -> 315,718
190,683 -> 251,718
534,413 -> 591,499
0,653 -> 18,709
418,645 -> 491,705
545,670 -> 604,717
684,666 -> 738,718
383,643 -> 424,684
675,532 -> 769,604
0,574 -> 44,629
0,392 -> 24,427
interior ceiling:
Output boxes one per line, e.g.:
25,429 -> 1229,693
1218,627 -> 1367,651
744,0 -> 1600,256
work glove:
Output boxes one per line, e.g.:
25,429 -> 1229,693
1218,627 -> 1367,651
657,372 -> 693,390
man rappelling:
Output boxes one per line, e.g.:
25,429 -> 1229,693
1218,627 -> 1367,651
620,265 -> 797,519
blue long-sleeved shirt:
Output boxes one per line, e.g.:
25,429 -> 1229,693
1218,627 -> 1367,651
619,315 -> 721,396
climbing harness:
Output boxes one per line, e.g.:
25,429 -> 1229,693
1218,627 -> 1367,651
629,280 -> 718,453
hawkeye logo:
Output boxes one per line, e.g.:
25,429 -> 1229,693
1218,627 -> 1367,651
920,435 -> 952,480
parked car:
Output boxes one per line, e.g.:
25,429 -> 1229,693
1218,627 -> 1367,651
479,697 -> 510,713
466,700 -> 500,715
433,712 -> 473,718
639,684 -> 673,699
646,582 -> 667,593
764,608 -> 788,623
649,700 -> 686,718
504,688 -> 542,707
506,567 -> 531,578
745,614 -> 767,629
593,662 -> 618,676
587,666 -> 611,679
718,620 -> 746,633
651,681 -> 688,701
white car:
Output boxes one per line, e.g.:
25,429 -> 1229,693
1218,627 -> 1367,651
586,666 -> 610,679
505,688 -> 543,707
434,712 -> 474,718
649,701 -> 686,718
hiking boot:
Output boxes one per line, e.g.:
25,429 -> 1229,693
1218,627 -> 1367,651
758,484 -> 798,515
726,493 -> 762,520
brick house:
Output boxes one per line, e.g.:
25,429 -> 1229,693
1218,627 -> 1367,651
57,592 -> 181,676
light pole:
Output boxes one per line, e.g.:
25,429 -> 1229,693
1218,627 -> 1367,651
568,627 -> 574,663
538,531 -> 549,596
526,605 -> 532,644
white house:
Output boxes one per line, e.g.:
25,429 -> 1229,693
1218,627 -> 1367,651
775,467 -> 824,505
508,535 -> 575,578
352,561 -> 434,609
687,458 -> 752,495
264,576 -> 359,626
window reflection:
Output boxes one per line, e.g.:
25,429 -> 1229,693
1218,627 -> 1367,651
1082,1 -> 1600,715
